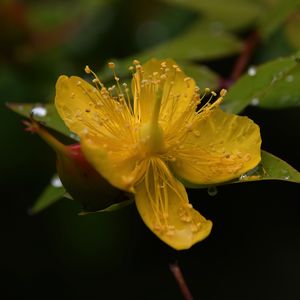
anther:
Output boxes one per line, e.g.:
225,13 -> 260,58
211,91 -> 217,96
85,65 -> 91,74
220,89 -> 227,97
161,62 -> 167,68
133,59 -> 140,65
108,62 -> 115,69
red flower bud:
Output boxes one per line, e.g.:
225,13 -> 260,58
24,120 -> 122,211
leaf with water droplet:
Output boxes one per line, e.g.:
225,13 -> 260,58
223,51 -> 300,113
6,102 -> 75,140
29,175 -> 66,214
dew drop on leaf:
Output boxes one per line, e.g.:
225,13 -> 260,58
285,75 -> 294,82
250,98 -> 260,106
207,186 -> 218,196
247,66 -> 256,76
51,175 -> 63,188
31,106 -> 47,117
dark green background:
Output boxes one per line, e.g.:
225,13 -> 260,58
1,0 -> 300,299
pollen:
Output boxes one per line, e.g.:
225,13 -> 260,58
108,62 -> 115,69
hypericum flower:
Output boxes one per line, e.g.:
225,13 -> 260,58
55,59 -> 261,250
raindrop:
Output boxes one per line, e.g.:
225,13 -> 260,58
247,66 -> 256,76
250,98 -> 260,106
280,169 -> 291,180
239,174 -> 248,181
51,175 -> 63,188
69,132 -> 79,141
285,75 -> 294,82
31,106 -> 47,117
207,186 -> 218,196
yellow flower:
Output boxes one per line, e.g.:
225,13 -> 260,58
55,59 -> 261,250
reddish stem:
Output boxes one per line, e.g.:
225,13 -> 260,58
220,31 -> 260,89
170,261 -> 194,300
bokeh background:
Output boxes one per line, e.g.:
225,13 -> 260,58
1,0 -> 300,299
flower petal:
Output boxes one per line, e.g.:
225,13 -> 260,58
132,59 -> 196,127
135,158 -> 212,250
171,108 -> 261,185
80,133 -> 147,192
55,75 -> 134,139
55,75 -> 104,136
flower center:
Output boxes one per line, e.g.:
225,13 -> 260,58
139,85 -> 165,154
139,122 -> 164,154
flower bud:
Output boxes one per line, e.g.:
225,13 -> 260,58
25,120 -> 122,211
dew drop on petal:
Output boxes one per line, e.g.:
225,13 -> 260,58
31,106 -> 47,117
247,66 -> 256,76
51,175 -> 63,188
207,186 -> 218,197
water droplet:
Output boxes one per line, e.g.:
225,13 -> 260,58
207,186 -> 218,196
280,169 -> 291,180
31,106 -> 47,117
51,175 -> 63,188
250,98 -> 259,106
285,75 -> 294,82
69,132 -> 79,141
247,66 -> 256,76
239,174 -> 248,181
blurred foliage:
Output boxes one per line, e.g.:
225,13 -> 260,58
2,0 -> 300,298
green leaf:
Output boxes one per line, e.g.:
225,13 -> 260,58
237,150 -> 300,183
181,150 -> 300,188
79,198 -> 134,215
257,0 -> 300,39
6,102 -> 77,140
160,0 -> 262,30
222,52 -> 300,113
30,176 -> 66,214
285,11 -> 300,49
139,21 -> 242,61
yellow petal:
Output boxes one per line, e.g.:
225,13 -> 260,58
132,59 -> 196,128
171,108 -> 261,185
135,158 -> 212,250
80,133 -> 147,192
55,75 -> 103,136
55,75 -> 133,139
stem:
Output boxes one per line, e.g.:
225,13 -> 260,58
220,31 -> 260,89
169,261 -> 194,300
230,31 -> 260,81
